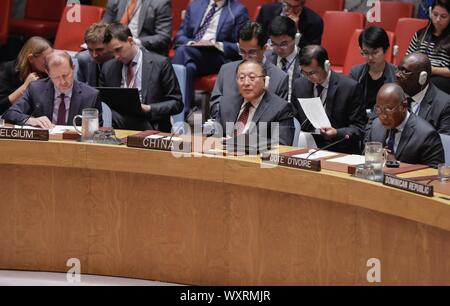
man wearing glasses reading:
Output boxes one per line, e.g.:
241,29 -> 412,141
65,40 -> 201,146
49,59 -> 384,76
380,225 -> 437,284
364,83 -> 444,168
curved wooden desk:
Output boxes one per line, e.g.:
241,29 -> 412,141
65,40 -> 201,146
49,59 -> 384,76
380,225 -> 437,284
0,137 -> 449,285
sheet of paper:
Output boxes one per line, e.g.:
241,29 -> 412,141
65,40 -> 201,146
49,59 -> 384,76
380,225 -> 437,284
49,125 -> 76,134
293,150 -> 339,160
14,125 -> 42,130
298,98 -> 331,129
327,155 -> 366,165
145,135 -> 165,140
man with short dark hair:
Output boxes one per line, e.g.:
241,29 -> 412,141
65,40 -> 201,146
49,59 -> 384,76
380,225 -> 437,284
365,83 -> 444,168
396,52 -> 450,135
100,23 -> 183,132
210,21 -> 289,120
3,51 -> 103,129
76,23 -> 114,87
292,45 -> 367,154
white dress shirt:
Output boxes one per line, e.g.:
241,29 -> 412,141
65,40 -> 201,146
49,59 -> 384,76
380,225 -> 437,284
409,84 -> 429,115
277,46 -> 298,102
236,93 -> 264,135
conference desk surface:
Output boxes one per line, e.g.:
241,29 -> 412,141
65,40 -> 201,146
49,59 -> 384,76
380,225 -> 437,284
0,131 -> 449,285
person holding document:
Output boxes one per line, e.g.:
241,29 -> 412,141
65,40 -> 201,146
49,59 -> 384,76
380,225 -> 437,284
291,45 -> 367,154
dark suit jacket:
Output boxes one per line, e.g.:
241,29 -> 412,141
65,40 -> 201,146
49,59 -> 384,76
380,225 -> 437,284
291,71 -> 368,154
174,0 -> 249,60
266,49 -> 302,83
256,4 -> 323,48
100,48 -> 183,132
102,0 -> 172,55
210,60 -> 289,119
3,78 -> 103,126
76,50 -> 100,87
0,60 -> 23,115
217,91 -> 295,146
364,114 -> 444,168
416,83 -> 450,135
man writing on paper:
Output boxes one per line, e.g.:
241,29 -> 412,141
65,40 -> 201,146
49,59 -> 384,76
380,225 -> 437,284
364,83 -> 444,168
3,51 -> 103,129
291,45 -> 367,154
216,60 -> 294,146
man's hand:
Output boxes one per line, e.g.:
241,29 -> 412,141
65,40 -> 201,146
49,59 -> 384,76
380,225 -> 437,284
320,127 -> 337,140
141,104 -> 151,113
26,116 -> 54,129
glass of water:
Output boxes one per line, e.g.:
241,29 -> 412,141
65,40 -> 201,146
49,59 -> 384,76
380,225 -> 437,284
364,142 -> 385,182
438,163 -> 450,182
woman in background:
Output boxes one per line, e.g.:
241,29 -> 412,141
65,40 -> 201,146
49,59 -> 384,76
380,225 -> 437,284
0,36 -> 53,115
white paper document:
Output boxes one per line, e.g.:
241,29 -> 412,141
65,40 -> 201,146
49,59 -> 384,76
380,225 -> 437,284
293,150 -> 339,160
326,155 -> 365,165
49,125 -> 76,134
298,98 -> 331,129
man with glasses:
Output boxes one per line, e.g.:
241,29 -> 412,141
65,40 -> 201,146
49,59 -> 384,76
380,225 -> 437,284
364,83 -> 444,168
267,16 -> 302,102
396,52 -> 450,135
216,60 -> 294,145
291,45 -> 367,154
256,0 -> 323,48
210,22 -> 289,120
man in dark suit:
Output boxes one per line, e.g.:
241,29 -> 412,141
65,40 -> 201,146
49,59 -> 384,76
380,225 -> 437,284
256,0 -> 323,48
216,60 -> 294,146
101,23 -> 183,132
3,51 -> 103,129
291,45 -> 367,154
396,52 -> 450,135
102,0 -> 172,55
171,0 -> 249,113
210,21 -> 289,120
76,23 -> 114,87
365,83 -> 444,168
266,16 -> 302,102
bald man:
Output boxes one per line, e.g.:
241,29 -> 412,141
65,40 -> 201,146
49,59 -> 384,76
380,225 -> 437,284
396,52 -> 450,135
364,83 -> 444,168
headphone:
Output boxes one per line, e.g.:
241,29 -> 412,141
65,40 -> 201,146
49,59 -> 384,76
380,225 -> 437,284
429,5 -> 433,19
324,59 -> 331,74
419,71 -> 428,86
294,32 -> 301,46
265,75 -> 271,89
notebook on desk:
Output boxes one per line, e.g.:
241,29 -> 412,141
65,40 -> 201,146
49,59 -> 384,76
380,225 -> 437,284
96,87 -> 144,117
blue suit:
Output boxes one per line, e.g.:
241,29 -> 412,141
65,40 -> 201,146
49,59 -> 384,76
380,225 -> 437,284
172,0 -> 249,112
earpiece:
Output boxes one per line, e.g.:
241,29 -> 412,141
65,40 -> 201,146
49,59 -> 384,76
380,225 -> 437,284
324,60 -> 331,74
418,71 -> 428,86
265,76 -> 270,89
294,32 -> 301,46
429,5 -> 433,19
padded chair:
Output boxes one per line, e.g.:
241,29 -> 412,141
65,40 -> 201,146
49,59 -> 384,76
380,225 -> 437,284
240,0 -> 273,20
366,2 -> 415,32
322,11 -> 365,73
172,0 -> 191,40
54,5 -> 105,51
343,29 -> 395,76
101,102 -> 112,128
194,74 -> 218,121
392,18 -> 429,65
440,134 -> 450,165
172,64 -> 187,132
307,0 -> 345,17
0,0 -> 12,45
9,0 -> 66,39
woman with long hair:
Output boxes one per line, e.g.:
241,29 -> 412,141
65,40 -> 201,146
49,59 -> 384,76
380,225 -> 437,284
0,36 -> 53,115
407,0 -> 450,94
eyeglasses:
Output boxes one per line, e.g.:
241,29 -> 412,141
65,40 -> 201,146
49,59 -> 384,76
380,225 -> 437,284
395,67 -> 414,77
270,40 -> 294,50
238,48 -> 260,59
360,48 -> 383,57
236,74 -> 265,83
301,69 -> 320,77
374,103 -> 403,115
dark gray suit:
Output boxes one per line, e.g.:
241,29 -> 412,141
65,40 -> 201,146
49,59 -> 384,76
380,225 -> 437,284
364,114 -> 444,168
415,83 -> 450,135
266,50 -> 302,82
217,91 -> 295,146
3,78 -> 103,126
100,48 -> 183,132
210,60 -> 289,120
75,50 -> 100,87
291,71 -> 367,154
102,0 -> 172,55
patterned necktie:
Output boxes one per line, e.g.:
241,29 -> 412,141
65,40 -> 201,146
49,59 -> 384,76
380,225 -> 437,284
194,3 -> 217,41
57,94 -> 66,125
280,58 -> 288,72
234,102 -> 252,135
120,0 -> 138,25
387,128 -> 398,154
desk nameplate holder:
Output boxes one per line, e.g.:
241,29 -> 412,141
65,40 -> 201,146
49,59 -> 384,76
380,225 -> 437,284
261,152 -> 321,172
127,131 -> 191,153
383,174 -> 434,197
0,127 -> 49,141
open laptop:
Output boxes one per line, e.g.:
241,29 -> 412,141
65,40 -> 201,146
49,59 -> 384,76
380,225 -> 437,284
96,87 -> 144,117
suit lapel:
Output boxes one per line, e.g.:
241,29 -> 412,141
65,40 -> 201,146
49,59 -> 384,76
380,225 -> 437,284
418,85 -> 433,120
223,94 -> 244,136
141,50 -> 152,103
68,81 -> 82,125
251,93 -> 269,125
324,72 -> 338,118
216,2 -> 230,39
44,80 -> 55,120
137,0 -> 148,35
396,115 -> 415,159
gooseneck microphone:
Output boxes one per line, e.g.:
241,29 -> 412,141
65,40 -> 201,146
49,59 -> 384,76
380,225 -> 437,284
306,134 -> 350,159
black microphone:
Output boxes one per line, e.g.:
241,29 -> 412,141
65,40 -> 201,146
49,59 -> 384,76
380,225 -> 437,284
306,134 -> 350,159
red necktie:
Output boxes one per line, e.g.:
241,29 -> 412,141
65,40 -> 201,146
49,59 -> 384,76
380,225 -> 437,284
234,102 -> 252,135
57,93 -> 66,125
127,62 -> 135,87
120,0 -> 138,25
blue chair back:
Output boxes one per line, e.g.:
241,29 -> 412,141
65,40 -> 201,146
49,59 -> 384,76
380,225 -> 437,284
102,102 -> 112,128
440,134 -> 450,165
172,64 -> 186,132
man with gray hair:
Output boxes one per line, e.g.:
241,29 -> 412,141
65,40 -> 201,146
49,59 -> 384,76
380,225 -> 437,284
3,51 -> 103,129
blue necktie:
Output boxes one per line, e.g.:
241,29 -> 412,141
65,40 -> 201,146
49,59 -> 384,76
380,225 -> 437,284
387,128 -> 398,154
